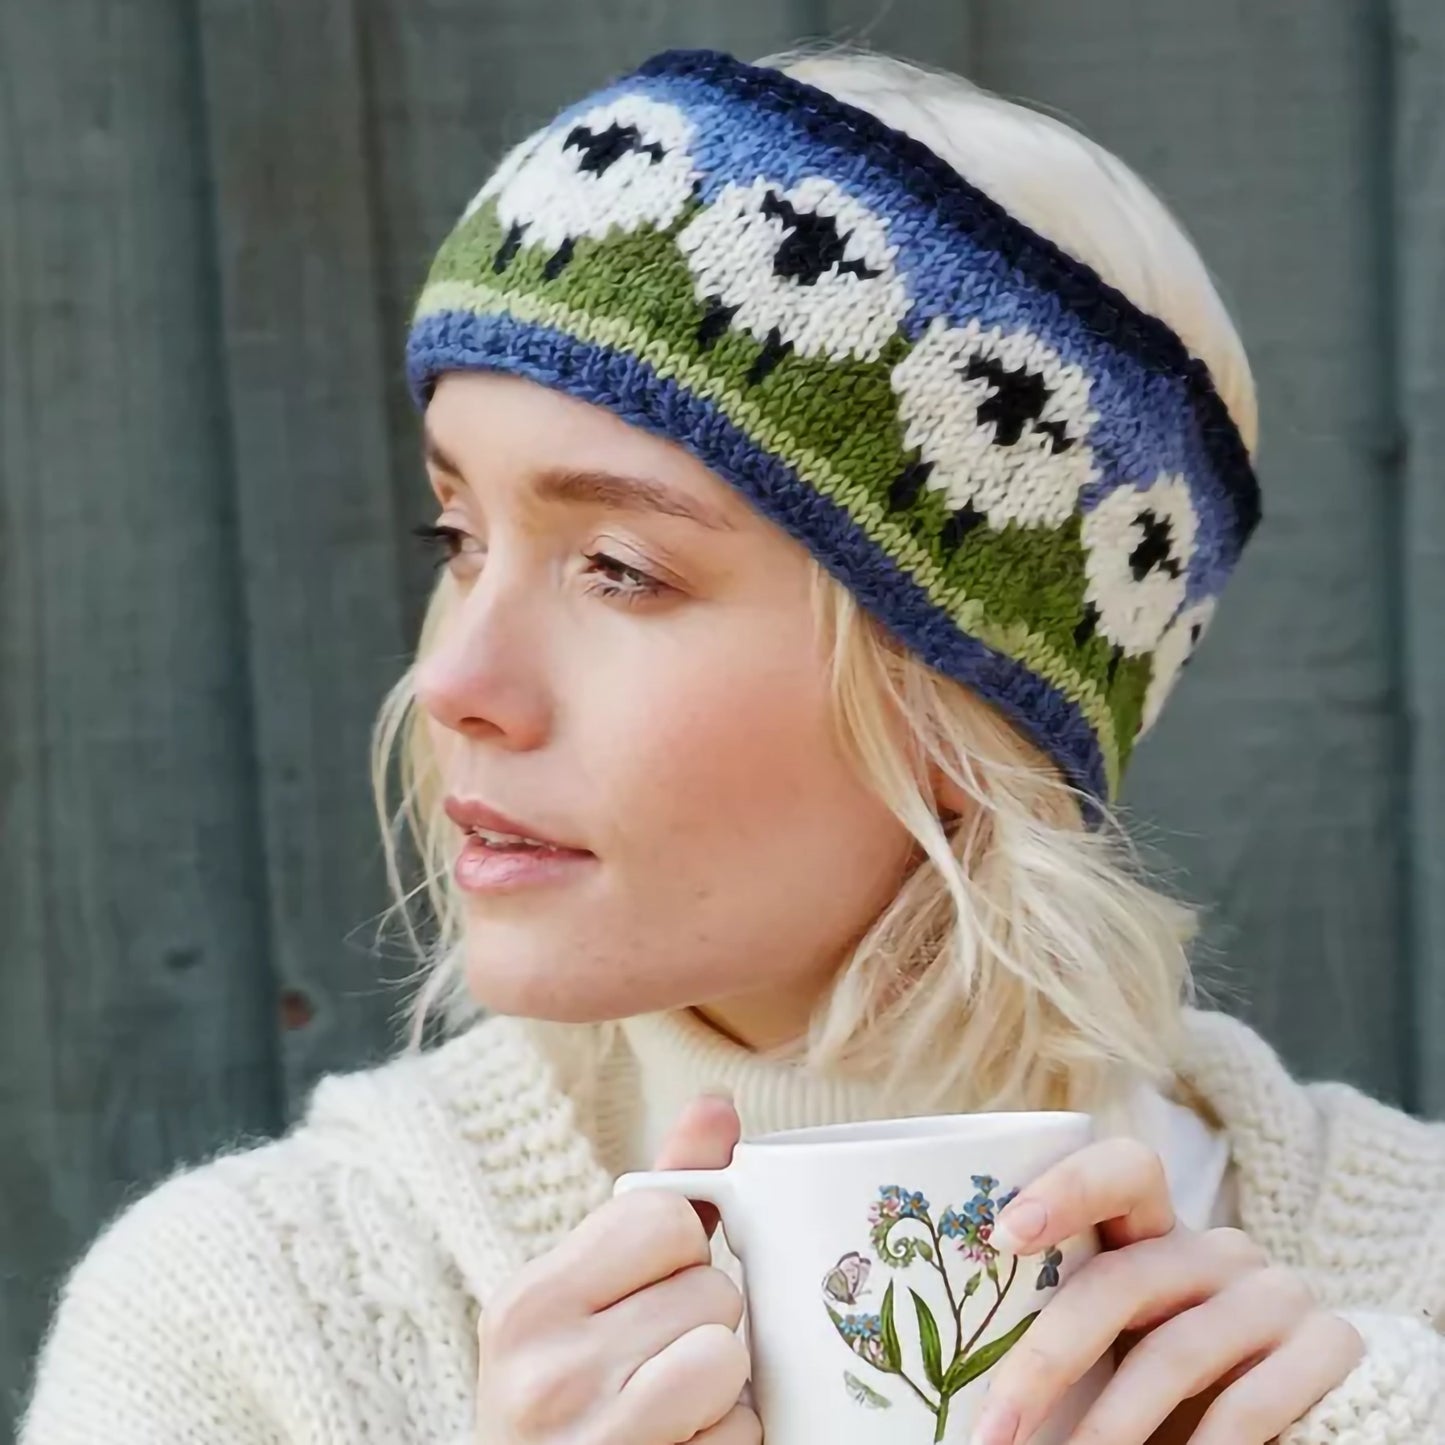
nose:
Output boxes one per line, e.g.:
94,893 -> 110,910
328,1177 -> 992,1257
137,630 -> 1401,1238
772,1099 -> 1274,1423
413,577 -> 550,748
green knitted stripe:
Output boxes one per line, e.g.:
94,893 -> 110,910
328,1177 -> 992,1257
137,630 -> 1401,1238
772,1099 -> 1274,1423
426,206 -> 1153,764
429,203 -> 916,500
415,274 -> 1130,791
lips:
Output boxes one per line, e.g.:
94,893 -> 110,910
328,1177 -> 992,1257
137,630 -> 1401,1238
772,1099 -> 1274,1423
442,796 -> 590,854
445,795 -> 596,896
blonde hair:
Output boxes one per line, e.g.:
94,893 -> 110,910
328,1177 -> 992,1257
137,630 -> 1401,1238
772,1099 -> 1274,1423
371,47 -> 1258,1113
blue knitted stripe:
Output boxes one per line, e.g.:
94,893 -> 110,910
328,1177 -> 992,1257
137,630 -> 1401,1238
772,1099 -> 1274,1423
629,51 -> 1260,556
543,57 -> 1247,591
407,306 -> 1109,802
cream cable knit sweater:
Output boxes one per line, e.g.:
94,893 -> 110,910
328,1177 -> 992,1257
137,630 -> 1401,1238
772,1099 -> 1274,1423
19,1008 -> 1445,1444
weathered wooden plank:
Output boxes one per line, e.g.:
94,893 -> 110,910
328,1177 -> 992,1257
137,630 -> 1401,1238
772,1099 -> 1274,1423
817,0 -> 975,67
358,1 -> 833,630
0,0 -> 283,1429
1392,0 -> 1445,1117
195,0 -> 416,1104
974,0 -> 1409,1101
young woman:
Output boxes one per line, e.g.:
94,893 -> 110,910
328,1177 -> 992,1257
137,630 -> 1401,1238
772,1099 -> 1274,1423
21,46 -> 1445,1445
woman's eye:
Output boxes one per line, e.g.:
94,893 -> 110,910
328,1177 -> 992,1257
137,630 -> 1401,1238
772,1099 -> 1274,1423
583,551 -> 666,603
412,522 -> 481,573
410,526 -> 664,602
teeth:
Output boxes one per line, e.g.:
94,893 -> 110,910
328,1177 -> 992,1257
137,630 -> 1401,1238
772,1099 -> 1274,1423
471,826 -> 552,848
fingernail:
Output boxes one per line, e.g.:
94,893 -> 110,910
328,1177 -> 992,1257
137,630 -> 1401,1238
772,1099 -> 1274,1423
992,1197 -> 1047,1255
969,1398 -> 1019,1445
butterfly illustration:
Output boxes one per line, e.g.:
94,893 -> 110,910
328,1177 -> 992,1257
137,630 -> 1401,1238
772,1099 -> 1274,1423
822,1251 -> 872,1305
844,1371 -> 892,1409
1036,1245 -> 1064,1290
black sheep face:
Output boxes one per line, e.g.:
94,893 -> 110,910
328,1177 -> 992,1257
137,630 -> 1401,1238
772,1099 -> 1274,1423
676,175 -> 910,381
889,317 -> 1100,535
471,95 -> 699,279
1080,473 -> 1201,657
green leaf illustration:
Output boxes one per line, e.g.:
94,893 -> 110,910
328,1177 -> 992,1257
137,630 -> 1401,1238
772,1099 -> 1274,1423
911,1288 -> 945,1390
917,1238 -> 935,1263
825,1303 -> 848,1340
844,1371 -> 893,1409
942,1311 -> 1040,1395
880,1279 -> 903,1373
962,1271 -> 983,1300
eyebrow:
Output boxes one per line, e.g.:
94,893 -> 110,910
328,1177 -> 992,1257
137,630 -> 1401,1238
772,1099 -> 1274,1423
423,426 -> 735,532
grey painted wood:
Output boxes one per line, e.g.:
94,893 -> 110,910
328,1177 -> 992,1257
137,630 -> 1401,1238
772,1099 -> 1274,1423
818,0 -> 975,67
359,0 -> 825,635
195,0 -> 416,1104
2,0 -> 1442,1434
1393,0 -> 1445,1116
0,0 -> 283,1426
973,0 -> 1411,1105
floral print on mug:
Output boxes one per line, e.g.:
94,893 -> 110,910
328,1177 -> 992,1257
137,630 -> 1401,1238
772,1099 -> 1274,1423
823,1178 -> 1065,1442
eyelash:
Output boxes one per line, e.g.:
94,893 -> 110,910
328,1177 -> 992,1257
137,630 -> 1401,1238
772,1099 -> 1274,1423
410,523 -> 666,604
412,523 -> 467,564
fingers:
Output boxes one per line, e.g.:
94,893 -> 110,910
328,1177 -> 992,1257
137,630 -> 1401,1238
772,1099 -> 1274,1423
1061,1264 -> 1322,1444
490,1269 -> 747,1443
1190,1311 -> 1364,1445
478,1096 -> 749,1445
652,1094 -> 741,1170
503,1189 -> 712,1321
652,1093 -> 741,1236
592,1264 -> 745,1386
521,1094 -> 738,1318
607,1322 -> 751,1442
992,1137 -> 1174,1256
687,1404 -> 763,1444
971,1228 -> 1268,1444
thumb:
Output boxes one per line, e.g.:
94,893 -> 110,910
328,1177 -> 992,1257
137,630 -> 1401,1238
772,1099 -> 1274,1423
651,1091 -> 741,1237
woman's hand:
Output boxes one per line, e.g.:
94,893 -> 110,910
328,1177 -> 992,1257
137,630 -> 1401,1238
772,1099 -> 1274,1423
476,1095 -> 759,1445
971,1138 -> 1363,1445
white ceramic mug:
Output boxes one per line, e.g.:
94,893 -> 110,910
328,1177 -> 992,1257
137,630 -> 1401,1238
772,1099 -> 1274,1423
614,1112 -> 1111,1444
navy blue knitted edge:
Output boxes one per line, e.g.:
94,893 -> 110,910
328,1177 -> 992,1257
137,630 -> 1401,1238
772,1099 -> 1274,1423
634,49 -> 1261,550
407,308 -> 1111,805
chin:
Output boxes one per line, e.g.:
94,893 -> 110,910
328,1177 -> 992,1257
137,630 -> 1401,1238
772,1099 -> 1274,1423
461,945 -> 638,1025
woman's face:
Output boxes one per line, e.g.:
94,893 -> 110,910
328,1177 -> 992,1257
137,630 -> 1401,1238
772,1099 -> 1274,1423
415,373 -> 914,1045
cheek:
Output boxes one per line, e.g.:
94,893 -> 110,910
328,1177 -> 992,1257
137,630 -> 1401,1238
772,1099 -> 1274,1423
596,632 -> 911,921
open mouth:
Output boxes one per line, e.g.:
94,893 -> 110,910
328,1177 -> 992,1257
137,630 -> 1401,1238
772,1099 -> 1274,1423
453,819 -> 596,895
466,826 -> 576,855
444,797 -> 595,893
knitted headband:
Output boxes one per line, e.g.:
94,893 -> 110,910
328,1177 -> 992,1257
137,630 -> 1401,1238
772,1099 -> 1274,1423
406,49 -> 1260,803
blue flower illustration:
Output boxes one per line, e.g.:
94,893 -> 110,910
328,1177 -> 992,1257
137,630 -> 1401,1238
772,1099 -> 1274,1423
899,1190 -> 930,1220
935,1177 -> 1032,1262
869,1185 -> 934,1267
838,1312 -> 884,1341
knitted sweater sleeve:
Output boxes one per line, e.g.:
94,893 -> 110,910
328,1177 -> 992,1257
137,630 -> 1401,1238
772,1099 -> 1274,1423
1180,1011 -> 1445,1445
1278,1310 -> 1445,1444
18,1169 -> 278,1444
19,1132 -> 492,1445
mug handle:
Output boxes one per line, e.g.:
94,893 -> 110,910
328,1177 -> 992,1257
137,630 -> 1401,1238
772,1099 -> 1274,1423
612,1166 -> 738,1215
